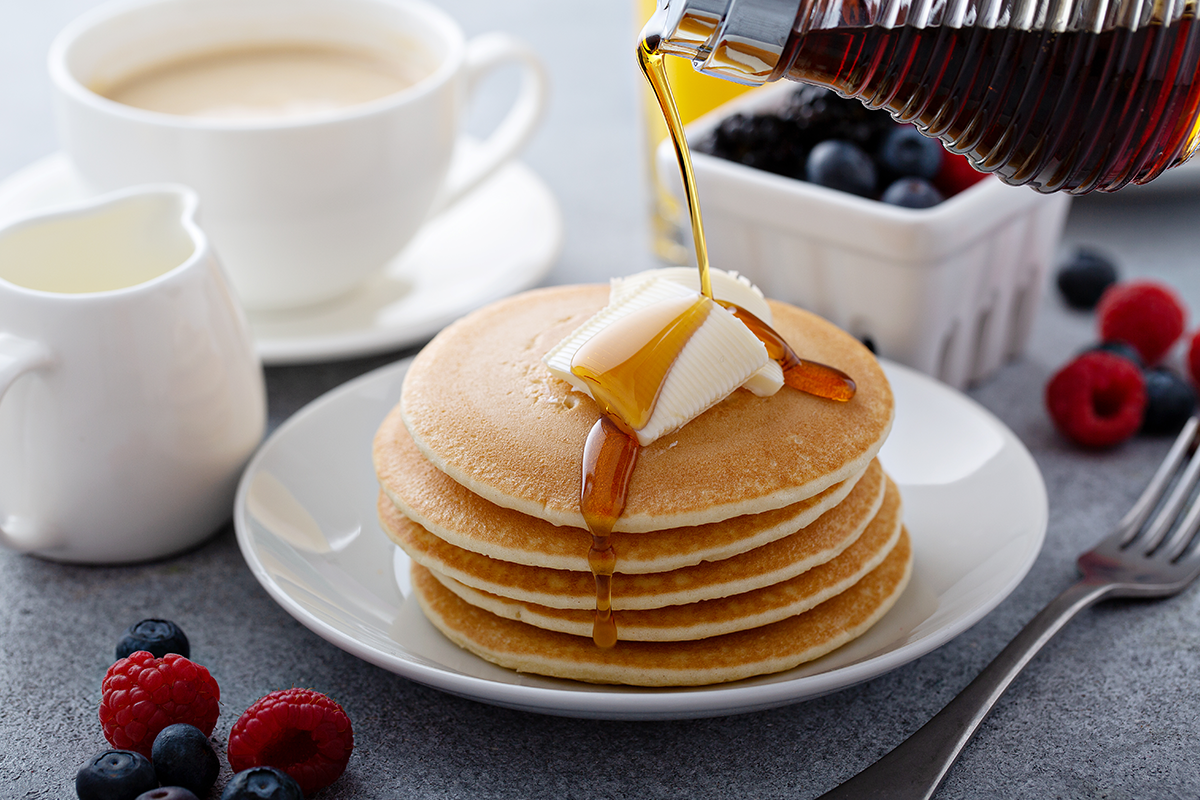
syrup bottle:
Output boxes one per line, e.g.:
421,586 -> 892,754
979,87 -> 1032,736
642,0 -> 1200,193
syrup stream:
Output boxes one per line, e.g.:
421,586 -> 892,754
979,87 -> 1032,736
638,35 -> 712,300
573,35 -> 859,648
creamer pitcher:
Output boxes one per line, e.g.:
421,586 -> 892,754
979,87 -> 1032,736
0,185 -> 265,563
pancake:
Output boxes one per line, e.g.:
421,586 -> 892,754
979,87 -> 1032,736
379,459 -> 888,610
375,412 -> 873,573
394,284 -> 894,531
426,477 -> 904,641
411,528 -> 913,686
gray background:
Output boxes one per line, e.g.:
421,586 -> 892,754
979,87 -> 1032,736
2,0 -> 1200,798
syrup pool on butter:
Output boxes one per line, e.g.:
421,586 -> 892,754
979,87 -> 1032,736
543,268 -> 784,446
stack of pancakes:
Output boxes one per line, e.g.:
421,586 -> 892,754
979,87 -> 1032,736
373,284 -> 912,686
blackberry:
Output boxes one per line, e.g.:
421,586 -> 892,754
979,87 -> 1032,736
221,767 -> 305,800
151,724 -> 219,797
780,86 -> 893,150
76,750 -> 158,800
116,619 -> 190,660
705,112 -> 806,178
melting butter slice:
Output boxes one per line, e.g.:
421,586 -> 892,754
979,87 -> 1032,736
543,268 -> 784,446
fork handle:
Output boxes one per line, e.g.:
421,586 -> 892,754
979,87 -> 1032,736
815,578 -> 1112,800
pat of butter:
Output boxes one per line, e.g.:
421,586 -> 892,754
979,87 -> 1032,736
543,268 -> 783,446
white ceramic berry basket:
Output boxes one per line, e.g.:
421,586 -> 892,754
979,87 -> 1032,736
656,83 -> 1072,389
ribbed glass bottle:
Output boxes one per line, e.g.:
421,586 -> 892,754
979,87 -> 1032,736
649,0 -> 1200,192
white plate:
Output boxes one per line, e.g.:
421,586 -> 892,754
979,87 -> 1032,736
233,358 -> 1047,720
0,153 -> 562,365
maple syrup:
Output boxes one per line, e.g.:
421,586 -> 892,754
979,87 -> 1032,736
566,38 -> 856,648
573,291 -> 714,646
572,293 -> 715,430
644,0 -> 1200,193
720,302 -> 855,400
638,39 -> 715,300
781,19 -> 1200,193
581,417 -> 638,649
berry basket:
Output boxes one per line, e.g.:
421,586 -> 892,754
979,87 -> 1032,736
656,83 -> 1072,389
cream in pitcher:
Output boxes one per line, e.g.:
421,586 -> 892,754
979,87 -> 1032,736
0,186 -> 265,564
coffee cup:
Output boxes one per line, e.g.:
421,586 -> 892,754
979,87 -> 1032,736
50,0 -> 548,311
0,185 -> 266,563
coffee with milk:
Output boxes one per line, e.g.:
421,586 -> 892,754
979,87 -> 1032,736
95,43 -> 430,120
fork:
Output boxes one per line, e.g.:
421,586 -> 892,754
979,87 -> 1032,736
816,415 -> 1200,800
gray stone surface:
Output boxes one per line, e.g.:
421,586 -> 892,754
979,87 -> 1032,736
3,1 -> 1200,798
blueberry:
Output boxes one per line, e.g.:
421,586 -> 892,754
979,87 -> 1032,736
805,140 -> 877,197
1141,367 -> 1197,435
880,177 -> 944,208
116,619 -> 189,660
136,789 -> 200,800
151,724 -> 218,796
1084,340 -> 1143,368
877,125 -> 944,179
76,750 -> 158,800
221,767 -> 305,800
1056,248 -> 1119,310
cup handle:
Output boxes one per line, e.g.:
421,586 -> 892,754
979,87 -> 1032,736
0,334 -> 57,553
431,32 -> 548,215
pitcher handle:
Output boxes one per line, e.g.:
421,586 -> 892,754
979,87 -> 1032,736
431,32 -> 548,215
0,334 -> 56,553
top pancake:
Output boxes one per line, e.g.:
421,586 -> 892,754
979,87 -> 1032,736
396,284 -> 894,531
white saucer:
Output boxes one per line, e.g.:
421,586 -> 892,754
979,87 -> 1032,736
0,153 -> 562,364
233,358 -> 1048,720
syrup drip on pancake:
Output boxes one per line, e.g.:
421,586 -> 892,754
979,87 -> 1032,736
568,35 -> 860,649
720,303 -> 856,400
580,417 -> 639,648
572,294 -> 715,430
574,295 -> 713,646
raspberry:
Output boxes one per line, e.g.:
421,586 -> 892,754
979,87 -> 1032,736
1045,351 -> 1146,447
99,652 -> 220,758
228,689 -> 354,796
933,151 -> 987,196
1096,280 -> 1186,365
1188,329 -> 1200,387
